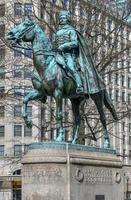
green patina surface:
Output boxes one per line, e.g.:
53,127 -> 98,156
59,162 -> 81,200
29,142 -> 116,154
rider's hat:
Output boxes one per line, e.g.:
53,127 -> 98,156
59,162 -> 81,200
58,10 -> 70,22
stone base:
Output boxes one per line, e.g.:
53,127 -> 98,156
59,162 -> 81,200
22,142 -> 123,200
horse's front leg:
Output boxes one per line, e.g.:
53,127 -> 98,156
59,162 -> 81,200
55,89 -> 63,142
23,90 -> 43,128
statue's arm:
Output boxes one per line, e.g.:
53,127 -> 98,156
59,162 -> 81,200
58,30 -> 78,51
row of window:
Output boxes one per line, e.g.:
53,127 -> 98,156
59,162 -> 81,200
0,145 -> 29,156
123,149 -> 131,160
0,47 -> 32,61
109,88 -> 131,104
14,86 -> 32,99
0,125 -> 32,137
122,122 -> 131,132
108,72 -> 131,87
14,3 -> 32,16
14,49 -> 33,58
0,105 -> 32,118
123,135 -> 131,145
0,65 -> 32,79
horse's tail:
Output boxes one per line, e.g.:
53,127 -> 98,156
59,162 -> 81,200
103,89 -> 118,121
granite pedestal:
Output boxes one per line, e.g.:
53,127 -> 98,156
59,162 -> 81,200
22,142 -> 123,200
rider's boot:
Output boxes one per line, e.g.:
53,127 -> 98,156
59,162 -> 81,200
74,72 -> 84,94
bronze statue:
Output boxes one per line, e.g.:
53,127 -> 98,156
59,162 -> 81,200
6,11 -> 118,148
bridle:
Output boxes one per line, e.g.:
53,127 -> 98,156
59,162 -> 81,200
12,23 -> 35,50
11,22 -> 55,56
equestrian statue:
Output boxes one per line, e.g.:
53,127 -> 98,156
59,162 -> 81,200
6,11 -> 118,148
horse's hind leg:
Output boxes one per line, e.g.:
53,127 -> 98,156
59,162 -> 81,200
104,89 -> 118,121
91,92 -> 110,148
71,98 -> 81,144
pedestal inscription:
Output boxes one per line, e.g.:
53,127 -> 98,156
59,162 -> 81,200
75,167 -> 113,184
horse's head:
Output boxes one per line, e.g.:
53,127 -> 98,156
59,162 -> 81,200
6,19 -> 36,45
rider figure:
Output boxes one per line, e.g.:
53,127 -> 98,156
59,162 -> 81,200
53,10 -> 84,94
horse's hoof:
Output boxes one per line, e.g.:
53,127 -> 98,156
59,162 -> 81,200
56,135 -> 63,142
103,139 -> 110,148
72,139 -> 76,144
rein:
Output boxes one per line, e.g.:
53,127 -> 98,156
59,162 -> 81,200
34,49 -> 55,56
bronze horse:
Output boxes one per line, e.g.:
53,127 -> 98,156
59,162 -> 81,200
6,19 -> 118,147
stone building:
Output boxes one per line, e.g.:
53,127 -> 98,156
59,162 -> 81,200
0,0 -> 130,199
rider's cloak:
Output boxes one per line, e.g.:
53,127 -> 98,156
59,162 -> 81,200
76,31 -> 106,94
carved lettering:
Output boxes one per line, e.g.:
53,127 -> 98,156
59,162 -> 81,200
23,165 -> 65,184
74,167 -> 112,184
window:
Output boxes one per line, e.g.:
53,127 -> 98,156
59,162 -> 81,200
27,106 -> 32,117
14,145 -> 22,156
24,86 -> 32,96
0,48 -> 5,60
129,123 -> 131,132
108,73 -> 112,83
0,66 -> 5,79
0,126 -> 4,137
129,136 -> 131,145
115,73 -> 119,85
122,122 -> 125,132
14,3 -> 22,16
0,24 -> 5,38
63,0 -> 68,5
107,19 -> 112,30
14,86 -> 23,99
129,150 -> 131,160
128,93 -> 131,105
115,89 -> 119,102
109,88 -> 112,99
14,65 -> 22,78
24,65 -> 32,79
24,3 -> 32,16
24,126 -> 32,137
0,106 -> 4,117
0,86 -> 5,98
14,50 -> 22,57
24,49 -> 33,58
95,195 -> 105,200
14,105 -> 22,117
121,75 -> 125,87
0,145 -> 4,156
123,135 -> 125,145
122,91 -> 125,103
24,144 -> 29,153
123,149 -> 126,158
127,61 -> 131,73
14,125 -> 22,137
0,4 -> 5,17
13,169 -> 21,175
128,77 -> 131,89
